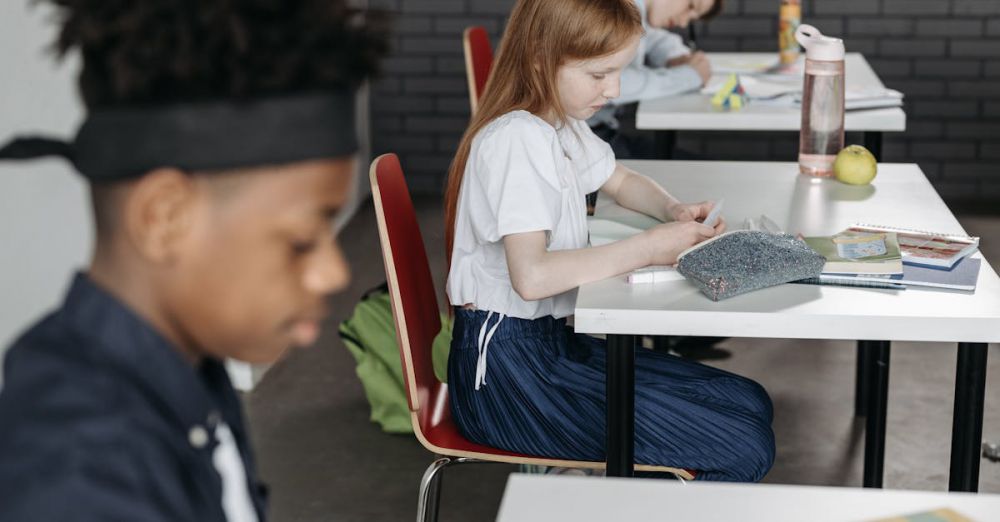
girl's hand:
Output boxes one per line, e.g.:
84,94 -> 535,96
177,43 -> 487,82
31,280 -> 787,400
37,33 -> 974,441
640,221 -> 717,266
687,51 -> 712,85
666,200 -> 702,222
668,200 -> 725,224
667,200 -> 727,235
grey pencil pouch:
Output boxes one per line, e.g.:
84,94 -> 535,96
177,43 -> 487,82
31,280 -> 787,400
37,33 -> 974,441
676,230 -> 826,301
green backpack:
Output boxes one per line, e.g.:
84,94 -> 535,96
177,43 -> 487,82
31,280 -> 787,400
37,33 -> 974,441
338,284 -> 451,434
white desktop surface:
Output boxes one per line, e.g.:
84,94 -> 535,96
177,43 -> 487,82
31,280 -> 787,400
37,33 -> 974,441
496,474 -> 1000,522
575,160 -> 1000,343
636,53 -> 906,132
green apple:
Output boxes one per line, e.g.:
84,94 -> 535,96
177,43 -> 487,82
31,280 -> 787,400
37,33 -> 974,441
834,145 -> 878,185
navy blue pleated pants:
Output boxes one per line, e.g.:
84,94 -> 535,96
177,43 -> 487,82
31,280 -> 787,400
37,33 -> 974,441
448,308 -> 775,482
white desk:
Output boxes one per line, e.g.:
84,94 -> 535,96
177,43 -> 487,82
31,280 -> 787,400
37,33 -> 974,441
578,160 -> 999,491
497,474 -> 1000,522
636,53 -> 906,160
637,53 -> 906,133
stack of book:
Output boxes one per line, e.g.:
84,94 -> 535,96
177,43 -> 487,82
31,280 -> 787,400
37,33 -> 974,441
798,225 -> 982,291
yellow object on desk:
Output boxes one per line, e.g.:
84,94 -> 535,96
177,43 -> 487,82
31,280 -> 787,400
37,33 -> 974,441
710,73 -> 748,111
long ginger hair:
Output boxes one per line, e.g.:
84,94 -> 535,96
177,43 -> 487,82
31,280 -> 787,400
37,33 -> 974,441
444,0 -> 643,267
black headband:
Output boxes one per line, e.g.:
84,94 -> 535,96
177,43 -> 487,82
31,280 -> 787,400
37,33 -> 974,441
0,91 -> 357,181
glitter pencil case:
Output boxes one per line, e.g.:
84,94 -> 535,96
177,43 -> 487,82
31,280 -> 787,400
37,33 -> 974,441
676,230 -> 826,301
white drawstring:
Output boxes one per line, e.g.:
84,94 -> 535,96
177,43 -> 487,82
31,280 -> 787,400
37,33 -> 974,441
474,311 -> 505,391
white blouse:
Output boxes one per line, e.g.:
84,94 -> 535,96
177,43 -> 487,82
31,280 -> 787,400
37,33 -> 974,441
446,110 -> 616,320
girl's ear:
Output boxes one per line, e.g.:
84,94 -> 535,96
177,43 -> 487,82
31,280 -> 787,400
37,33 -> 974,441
532,48 -> 552,72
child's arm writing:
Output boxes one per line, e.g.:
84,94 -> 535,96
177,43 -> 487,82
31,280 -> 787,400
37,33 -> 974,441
503,221 -> 714,301
601,163 -> 678,222
601,163 -> 725,229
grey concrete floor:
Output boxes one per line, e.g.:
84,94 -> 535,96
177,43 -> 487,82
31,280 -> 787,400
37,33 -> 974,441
247,196 -> 999,522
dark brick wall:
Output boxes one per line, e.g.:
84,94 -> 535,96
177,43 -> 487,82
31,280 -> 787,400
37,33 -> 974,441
370,0 -> 1000,205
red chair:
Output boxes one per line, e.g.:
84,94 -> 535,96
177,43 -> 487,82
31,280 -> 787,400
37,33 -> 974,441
369,153 -> 694,521
462,26 -> 493,115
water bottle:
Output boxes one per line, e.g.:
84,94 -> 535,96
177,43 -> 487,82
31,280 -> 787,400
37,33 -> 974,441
796,24 -> 845,177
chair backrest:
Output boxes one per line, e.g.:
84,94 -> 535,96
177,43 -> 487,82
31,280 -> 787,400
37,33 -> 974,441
462,26 -> 493,114
369,153 -> 442,414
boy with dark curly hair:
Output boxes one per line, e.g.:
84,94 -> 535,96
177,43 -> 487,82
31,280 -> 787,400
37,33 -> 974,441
0,1 -> 386,520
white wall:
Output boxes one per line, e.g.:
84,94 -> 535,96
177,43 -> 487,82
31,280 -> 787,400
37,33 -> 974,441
0,2 -> 92,386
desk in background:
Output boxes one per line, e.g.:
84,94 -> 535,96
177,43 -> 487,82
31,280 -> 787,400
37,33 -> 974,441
636,53 -> 906,160
497,474 -> 1000,522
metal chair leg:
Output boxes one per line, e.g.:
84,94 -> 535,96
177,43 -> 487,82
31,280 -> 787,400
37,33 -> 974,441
417,457 -> 451,522
416,457 -> 481,522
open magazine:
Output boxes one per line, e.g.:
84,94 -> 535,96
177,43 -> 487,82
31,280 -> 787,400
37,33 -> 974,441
847,224 -> 979,270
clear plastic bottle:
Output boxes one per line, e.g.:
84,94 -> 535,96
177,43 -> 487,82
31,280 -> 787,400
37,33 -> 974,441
796,24 -> 845,177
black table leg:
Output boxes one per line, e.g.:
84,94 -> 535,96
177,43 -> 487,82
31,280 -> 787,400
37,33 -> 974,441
863,341 -> 890,488
949,342 -> 988,492
654,130 -> 676,160
606,334 -> 636,477
863,131 -> 883,161
855,341 -> 873,417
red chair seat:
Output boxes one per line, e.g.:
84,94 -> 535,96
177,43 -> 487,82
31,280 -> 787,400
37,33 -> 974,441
417,382 -> 536,457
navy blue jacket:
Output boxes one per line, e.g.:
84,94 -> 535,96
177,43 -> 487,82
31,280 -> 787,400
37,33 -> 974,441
0,274 -> 268,521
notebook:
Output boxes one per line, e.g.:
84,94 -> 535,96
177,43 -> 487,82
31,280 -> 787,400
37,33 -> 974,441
802,231 -> 903,275
848,224 -> 979,270
811,257 -> 982,292
794,276 -> 905,290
